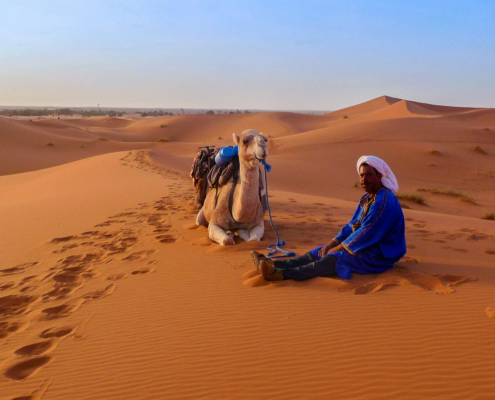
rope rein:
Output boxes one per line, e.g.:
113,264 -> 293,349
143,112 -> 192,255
256,155 -> 296,259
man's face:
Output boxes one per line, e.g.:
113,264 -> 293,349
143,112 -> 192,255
359,165 -> 383,195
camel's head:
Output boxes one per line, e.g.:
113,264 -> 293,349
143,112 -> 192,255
233,129 -> 268,163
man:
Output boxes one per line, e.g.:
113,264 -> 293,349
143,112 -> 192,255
252,155 -> 406,281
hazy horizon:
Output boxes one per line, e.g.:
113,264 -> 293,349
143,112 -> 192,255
2,1 -> 494,110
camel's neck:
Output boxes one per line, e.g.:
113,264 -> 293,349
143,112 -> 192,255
232,158 -> 260,223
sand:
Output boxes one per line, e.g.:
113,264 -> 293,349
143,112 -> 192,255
1,96 -> 495,399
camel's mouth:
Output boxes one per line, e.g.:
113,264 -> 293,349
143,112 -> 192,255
254,151 -> 268,160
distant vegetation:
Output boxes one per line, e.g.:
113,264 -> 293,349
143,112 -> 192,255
203,109 -> 253,115
482,212 -> 495,221
0,108 -> 124,117
0,108 -> 259,118
158,138 -> 169,143
141,111 -> 175,117
429,149 -> 441,155
417,188 -> 476,204
395,193 -> 427,205
471,145 -> 487,155
343,115 -> 349,119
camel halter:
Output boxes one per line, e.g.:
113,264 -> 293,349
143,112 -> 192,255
254,153 -> 296,259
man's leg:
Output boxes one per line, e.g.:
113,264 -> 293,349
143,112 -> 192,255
274,253 -> 318,269
251,251 -> 316,270
280,255 -> 338,281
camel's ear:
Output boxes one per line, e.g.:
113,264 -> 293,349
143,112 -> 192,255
232,133 -> 240,145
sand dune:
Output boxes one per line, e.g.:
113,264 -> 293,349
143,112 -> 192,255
1,96 -> 495,399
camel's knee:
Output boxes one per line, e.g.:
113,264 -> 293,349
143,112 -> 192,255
196,207 -> 208,226
209,224 -> 235,246
220,236 -> 235,246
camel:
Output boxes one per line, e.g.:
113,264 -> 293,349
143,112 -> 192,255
196,129 -> 268,246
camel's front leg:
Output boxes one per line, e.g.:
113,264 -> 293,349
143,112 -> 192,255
209,224 -> 235,246
248,221 -> 264,242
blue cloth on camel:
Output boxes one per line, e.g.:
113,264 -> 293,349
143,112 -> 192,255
308,188 -> 406,280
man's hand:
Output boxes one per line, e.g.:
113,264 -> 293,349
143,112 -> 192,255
318,240 -> 340,257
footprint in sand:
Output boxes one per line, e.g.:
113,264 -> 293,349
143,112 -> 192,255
52,272 -> 85,287
107,273 -> 128,281
43,286 -> 78,301
98,236 -> 139,255
82,284 -> 116,300
154,226 -> 171,233
0,281 -> 16,291
51,236 -> 75,243
486,250 -> 495,255
400,271 -> 475,294
41,299 -> 84,320
400,256 -> 419,263
0,294 -> 40,316
131,267 -> 155,275
53,243 -> 78,254
486,307 -> 495,320
40,326 -> 76,338
467,233 -> 488,241
156,234 -> 179,243
15,339 -> 58,356
123,249 -> 157,261
57,252 -> 104,268
4,356 -> 54,381
110,211 -> 137,218
352,282 -> 399,295
20,285 -> 39,294
0,320 -> 30,340
0,262 -> 38,276
94,220 -> 126,227
11,378 -> 52,399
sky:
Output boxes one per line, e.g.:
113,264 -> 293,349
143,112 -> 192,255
0,0 -> 494,110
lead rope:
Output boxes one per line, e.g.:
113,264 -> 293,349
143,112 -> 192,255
256,155 -> 296,259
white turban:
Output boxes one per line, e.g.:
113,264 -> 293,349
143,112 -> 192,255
357,156 -> 399,194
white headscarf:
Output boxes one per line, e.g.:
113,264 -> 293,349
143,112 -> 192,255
357,156 -> 399,194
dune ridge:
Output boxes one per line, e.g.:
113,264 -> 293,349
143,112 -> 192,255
1,96 -> 495,399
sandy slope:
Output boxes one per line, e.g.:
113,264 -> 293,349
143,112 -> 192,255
1,96 -> 495,399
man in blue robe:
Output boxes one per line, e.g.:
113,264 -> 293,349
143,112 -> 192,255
252,155 -> 406,281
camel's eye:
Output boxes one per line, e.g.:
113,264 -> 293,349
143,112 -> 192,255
242,138 -> 250,145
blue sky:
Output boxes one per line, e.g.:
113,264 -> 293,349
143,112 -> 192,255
0,0 -> 494,110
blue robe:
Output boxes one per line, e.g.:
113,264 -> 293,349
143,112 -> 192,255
309,188 -> 406,280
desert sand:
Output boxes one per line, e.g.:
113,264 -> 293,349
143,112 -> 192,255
1,96 -> 495,399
